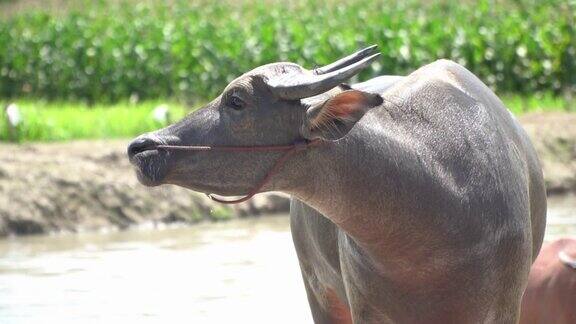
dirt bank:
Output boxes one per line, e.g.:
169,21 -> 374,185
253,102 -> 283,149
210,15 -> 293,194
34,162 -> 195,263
0,141 -> 289,237
1,112 -> 575,237
520,113 -> 576,194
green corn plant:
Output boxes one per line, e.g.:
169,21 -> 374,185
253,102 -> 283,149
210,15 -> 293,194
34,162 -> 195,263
0,0 -> 573,103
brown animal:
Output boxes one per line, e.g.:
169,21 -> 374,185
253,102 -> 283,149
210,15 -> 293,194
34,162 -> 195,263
521,238 -> 576,324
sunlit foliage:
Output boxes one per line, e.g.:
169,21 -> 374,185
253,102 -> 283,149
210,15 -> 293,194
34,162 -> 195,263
0,0 -> 574,103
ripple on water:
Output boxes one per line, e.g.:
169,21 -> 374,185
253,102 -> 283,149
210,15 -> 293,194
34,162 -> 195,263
0,198 -> 574,324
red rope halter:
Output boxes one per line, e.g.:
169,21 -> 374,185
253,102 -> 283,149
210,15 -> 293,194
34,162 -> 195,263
156,139 -> 322,204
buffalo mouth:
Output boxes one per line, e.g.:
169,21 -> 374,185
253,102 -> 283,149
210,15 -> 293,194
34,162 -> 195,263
127,138 -> 170,186
130,149 -> 170,186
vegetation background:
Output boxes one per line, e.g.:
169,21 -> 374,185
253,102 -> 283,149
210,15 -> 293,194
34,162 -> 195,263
0,0 -> 575,141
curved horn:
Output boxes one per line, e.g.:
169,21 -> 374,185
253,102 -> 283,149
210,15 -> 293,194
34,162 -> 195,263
314,45 -> 378,75
267,53 -> 381,100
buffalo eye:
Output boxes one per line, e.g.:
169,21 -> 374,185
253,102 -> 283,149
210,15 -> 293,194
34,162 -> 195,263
228,95 -> 245,110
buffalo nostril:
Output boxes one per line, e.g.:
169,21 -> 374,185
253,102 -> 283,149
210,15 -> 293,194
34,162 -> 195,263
127,137 -> 160,159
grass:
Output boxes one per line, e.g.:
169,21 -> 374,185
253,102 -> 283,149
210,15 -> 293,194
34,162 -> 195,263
0,0 -> 573,143
502,93 -> 573,115
0,94 -> 571,142
0,100 -> 189,142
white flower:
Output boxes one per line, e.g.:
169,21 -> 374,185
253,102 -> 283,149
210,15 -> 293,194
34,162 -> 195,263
516,45 -> 527,58
399,45 -> 410,60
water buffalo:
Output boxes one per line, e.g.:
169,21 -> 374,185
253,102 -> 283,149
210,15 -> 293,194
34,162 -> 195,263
520,238 -> 576,324
128,46 -> 546,323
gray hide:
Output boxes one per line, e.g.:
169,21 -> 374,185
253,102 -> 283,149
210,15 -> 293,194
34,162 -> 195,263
128,51 -> 546,324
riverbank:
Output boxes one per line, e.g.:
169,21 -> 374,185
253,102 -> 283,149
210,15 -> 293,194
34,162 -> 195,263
0,140 -> 289,237
1,112 -> 575,237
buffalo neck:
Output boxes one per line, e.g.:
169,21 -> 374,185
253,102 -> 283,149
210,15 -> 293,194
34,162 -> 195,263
282,110 -> 457,283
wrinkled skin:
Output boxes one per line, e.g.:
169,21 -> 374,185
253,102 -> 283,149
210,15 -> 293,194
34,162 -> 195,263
128,58 -> 546,323
520,238 -> 576,324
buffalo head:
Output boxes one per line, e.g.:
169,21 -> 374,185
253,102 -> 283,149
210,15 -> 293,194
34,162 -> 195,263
127,46 -> 383,197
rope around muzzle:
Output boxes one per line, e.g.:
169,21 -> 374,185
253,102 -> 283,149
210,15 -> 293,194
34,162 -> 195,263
156,139 -> 322,204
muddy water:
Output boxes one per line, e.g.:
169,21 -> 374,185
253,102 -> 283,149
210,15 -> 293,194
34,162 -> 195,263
0,196 -> 575,324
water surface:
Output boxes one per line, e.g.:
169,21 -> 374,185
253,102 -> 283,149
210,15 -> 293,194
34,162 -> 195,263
0,216 -> 311,324
0,196 -> 575,324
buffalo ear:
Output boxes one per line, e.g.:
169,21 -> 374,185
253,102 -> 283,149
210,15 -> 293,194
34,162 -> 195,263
301,90 -> 383,141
